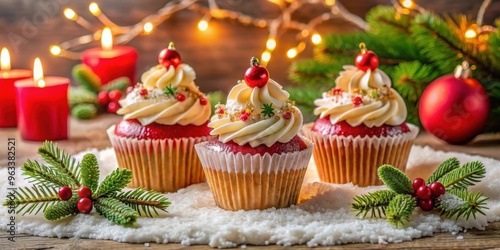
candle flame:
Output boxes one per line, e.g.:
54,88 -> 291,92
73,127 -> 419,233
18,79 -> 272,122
33,58 -> 45,88
101,27 -> 113,50
1,47 -> 11,70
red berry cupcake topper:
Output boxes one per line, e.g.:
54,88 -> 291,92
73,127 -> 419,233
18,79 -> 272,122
244,57 -> 269,88
158,42 -> 181,69
354,43 -> 379,71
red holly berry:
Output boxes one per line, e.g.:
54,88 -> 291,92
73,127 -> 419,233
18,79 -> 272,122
416,185 -> 432,200
217,108 -> 225,115
107,101 -> 120,114
333,88 -> 342,95
158,42 -> 181,69
199,97 -> 208,105
283,111 -> 292,120
240,113 -> 249,121
108,89 -> 123,102
77,198 -> 93,214
418,198 -> 435,211
354,43 -> 379,71
139,88 -> 148,97
352,96 -> 363,106
97,91 -> 109,106
58,186 -> 72,201
429,182 -> 446,198
412,178 -> 426,191
126,86 -> 134,94
244,57 -> 269,88
177,94 -> 186,102
78,186 -> 92,199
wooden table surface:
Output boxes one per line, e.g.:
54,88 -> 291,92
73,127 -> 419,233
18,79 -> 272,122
1,114 -> 499,249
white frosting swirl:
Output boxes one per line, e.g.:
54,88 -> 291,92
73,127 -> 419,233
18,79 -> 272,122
209,79 -> 302,147
313,65 -> 407,127
117,64 -> 211,126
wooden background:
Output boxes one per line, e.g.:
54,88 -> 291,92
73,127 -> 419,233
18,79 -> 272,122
0,0 -> 498,94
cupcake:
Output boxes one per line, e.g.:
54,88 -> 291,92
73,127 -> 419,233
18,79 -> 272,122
302,43 -> 419,186
107,42 -> 212,193
195,57 -> 313,211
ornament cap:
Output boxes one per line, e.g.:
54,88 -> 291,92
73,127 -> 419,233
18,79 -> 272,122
359,42 -> 367,54
250,57 -> 261,67
168,42 -> 175,50
454,61 -> 472,79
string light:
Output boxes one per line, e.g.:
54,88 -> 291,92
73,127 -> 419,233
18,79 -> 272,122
400,0 -> 414,9
266,38 -> 277,51
89,2 -> 101,16
311,33 -> 322,44
324,0 -> 335,7
198,19 -> 209,31
287,48 -> 298,58
143,22 -> 154,34
63,8 -> 77,20
261,51 -> 271,63
50,45 -> 62,56
465,29 -> 478,39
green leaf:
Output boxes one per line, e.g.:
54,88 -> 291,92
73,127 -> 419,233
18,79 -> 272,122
3,186 -> 60,215
94,198 -> 138,227
72,64 -> 101,93
437,161 -> 486,189
80,153 -> 100,193
94,169 -> 133,197
113,188 -> 170,217
21,160 -> 75,188
352,190 -> 396,218
44,195 -> 79,220
437,189 -> 489,220
165,83 -> 177,96
378,165 -> 413,194
426,157 -> 460,184
386,194 -> 416,228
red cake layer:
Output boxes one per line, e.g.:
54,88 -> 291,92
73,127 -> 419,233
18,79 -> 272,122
114,119 -> 211,139
312,117 -> 410,137
206,135 -> 307,156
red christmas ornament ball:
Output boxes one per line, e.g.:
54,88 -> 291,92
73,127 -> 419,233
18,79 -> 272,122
158,43 -> 181,69
77,198 -> 93,214
58,186 -> 72,201
419,75 -> 489,144
244,57 -> 269,88
354,50 -> 379,71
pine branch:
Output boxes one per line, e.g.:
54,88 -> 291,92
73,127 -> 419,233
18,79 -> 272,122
113,188 -> 170,217
94,169 -> 133,197
437,189 -> 488,220
288,87 -> 326,123
68,87 -> 98,108
3,186 -> 60,215
426,157 -> 461,184
72,64 -> 101,93
378,165 -> 413,194
386,194 -> 416,228
80,153 -> 100,193
44,196 -> 79,221
352,190 -> 396,218
94,198 -> 138,227
21,160 -> 75,188
101,77 -> 130,92
437,161 -> 486,189
71,103 -> 98,120
38,141 -> 81,188
289,59 -> 337,87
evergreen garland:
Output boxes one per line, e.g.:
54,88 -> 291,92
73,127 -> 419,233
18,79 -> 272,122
2,141 -> 170,227
290,6 -> 500,131
352,157 -> 488,227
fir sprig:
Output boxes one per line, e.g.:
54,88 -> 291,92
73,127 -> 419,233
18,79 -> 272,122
261,103 -> 275,118
165,83 -> 177,96
3,141 -> 170,226
352,158 -> 489,227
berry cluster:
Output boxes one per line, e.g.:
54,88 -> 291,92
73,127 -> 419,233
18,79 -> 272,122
58,186 -> 94,214
98,89 -> 123,114
412,178 -> 446,211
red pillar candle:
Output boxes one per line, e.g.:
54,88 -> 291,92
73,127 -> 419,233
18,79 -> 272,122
15,58 -> 69,141
0,48 -> 31,127
82,27 -> 138,85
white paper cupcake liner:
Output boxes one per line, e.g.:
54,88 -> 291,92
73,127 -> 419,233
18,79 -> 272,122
302,123 -> 419,186
194,138 -> 313,210
107,125 -> 210,193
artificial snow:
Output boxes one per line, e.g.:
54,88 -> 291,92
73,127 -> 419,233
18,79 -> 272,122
1,145 -> 499,247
